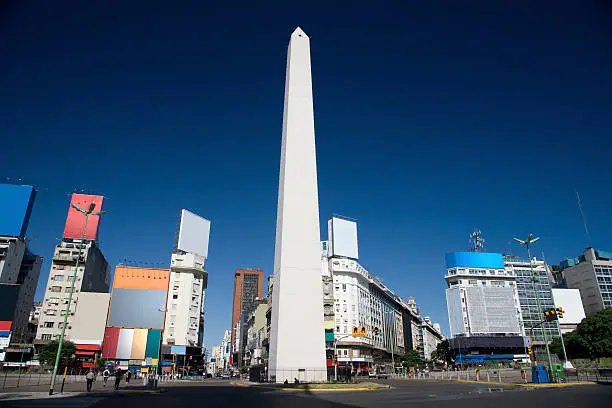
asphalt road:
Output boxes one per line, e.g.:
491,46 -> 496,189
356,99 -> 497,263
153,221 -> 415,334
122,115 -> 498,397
1,379 -> 610,408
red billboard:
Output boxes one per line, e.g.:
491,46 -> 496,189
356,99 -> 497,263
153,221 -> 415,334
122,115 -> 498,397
63,194 -> 104,241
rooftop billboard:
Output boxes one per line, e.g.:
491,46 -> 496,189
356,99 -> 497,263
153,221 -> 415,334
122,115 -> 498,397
328,216 -> 359,259
112,266 -> 170,290
63,194 -> 104,241
445,252 -> 504,269
0,184 -> 36,238
176,209 -> 210,258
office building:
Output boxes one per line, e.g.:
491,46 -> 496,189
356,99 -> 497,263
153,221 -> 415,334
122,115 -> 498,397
0,184 -> 43,363
231,268 -> 264,366
560,248 -> 612,315
444,231 -> 530,362
551,288 -> 586,334
36,194 -> 110,345
101,266 -> 167,372
504,255 -> 560,345
162,209 -> 211,351
325,216 -> 442,370
268,27 -> 327,383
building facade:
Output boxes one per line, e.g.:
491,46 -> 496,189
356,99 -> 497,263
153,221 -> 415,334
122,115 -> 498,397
36,240 -> 110,343
0,184 -> 42,360
231,268 -> 264,366
162,210 -> 210,351
560,248 -> 612,315
504,255 -> 560,345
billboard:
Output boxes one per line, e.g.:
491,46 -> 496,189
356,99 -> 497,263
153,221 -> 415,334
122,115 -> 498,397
107,288 -> 168,329
176,209 -> 211,258
112,266 -> 170,290
71,293 -> 110,345
445,252 -> 504,269
0,184 -> 36,238
552,289 -> 586,325
101,327 -> 161,360
328,216 -> 359,259
63,194 -> 104,241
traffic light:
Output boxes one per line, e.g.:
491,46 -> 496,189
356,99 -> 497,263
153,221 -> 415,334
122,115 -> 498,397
352,326 -> 367,337
544,308 -> 557,322
527,346 -> 532,355
556,307 -> 564,318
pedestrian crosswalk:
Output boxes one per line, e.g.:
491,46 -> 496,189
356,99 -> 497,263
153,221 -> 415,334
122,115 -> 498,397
0,396 -> 104,407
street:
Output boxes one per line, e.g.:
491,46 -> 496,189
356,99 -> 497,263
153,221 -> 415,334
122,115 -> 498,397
0,379 -> 610,408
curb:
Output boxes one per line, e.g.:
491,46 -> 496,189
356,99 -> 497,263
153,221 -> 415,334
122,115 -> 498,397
517,382 -> 597,388
230,381 -> 390,392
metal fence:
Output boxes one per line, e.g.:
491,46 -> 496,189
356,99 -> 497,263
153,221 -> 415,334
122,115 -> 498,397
0,371 -> 88,390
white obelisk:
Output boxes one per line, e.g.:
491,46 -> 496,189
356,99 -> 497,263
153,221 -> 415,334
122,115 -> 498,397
268,27 -> 327,383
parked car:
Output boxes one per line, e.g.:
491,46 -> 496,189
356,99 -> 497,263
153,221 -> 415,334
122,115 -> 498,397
221,373 -> 230,379
368,371 -> 377,379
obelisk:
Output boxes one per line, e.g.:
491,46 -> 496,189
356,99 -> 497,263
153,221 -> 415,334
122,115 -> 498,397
268,27 -> 327,383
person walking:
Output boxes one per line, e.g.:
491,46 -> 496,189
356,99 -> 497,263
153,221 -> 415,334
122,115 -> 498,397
85,369 -> 95,392
102,369 -> 110,386
126,370 -> 132,384
114,370 -> 123,390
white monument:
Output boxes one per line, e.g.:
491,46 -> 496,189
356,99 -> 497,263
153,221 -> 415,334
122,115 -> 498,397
268,27 -> 327,383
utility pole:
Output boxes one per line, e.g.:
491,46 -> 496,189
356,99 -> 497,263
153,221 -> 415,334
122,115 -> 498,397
49,202 -> 105,395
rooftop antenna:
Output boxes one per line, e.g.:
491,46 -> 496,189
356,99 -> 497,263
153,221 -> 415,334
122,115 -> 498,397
576,191 -> 592,247
469,228 -> 485,252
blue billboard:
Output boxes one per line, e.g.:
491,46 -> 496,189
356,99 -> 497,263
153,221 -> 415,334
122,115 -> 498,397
0,184 -> 36,237
445,252 -> 504,269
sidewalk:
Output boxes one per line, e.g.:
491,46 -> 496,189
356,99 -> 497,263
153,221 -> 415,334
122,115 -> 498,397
0,381 -> 164,401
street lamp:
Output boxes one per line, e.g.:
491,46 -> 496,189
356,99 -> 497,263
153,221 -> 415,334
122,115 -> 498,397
512,234 -> 555,380
49,202 -> 105,395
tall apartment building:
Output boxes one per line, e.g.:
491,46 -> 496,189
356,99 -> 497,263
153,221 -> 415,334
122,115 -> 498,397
162,210 -> 211,351
504,255 -> 560,345
0,184 -> 43,362
560,247 -> 612,315
231,268 -> 264,366
36,194 -> 110,344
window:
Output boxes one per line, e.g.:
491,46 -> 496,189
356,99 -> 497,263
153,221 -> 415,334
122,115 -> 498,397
65,287 -> 73,293
67,275 -> 75,281
173,294 -> 178,299
53,275 -> 64,281
50,286 -> 62,293
468,280 -> 477,285
342,284 -> 347,292
44,322 -> 54,328
41,334 -> 52,341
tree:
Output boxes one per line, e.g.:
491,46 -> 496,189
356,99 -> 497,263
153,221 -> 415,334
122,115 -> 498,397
431,339 -> 453,364
399,349 -> 422,369
549,308 -> 612,360
39,341 -> 76,368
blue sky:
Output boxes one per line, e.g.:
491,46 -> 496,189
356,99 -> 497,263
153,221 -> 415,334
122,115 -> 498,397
1,1 -> 611,350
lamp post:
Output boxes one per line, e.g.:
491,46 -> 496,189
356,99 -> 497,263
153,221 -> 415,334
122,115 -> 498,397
512,234 -> 555,381
49,202 -> 105,395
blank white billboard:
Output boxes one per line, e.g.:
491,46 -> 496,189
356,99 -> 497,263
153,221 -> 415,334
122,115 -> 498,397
177,209 -> 211,258
552,289 -> 586,325
329,217 -> 358,259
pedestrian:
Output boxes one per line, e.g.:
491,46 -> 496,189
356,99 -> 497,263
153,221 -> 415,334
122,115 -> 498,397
114,370 -> 123,390
85,369 -> 95,392
521,369 -> 527,384
126,370 -> 132,384
102,369 -> 110,387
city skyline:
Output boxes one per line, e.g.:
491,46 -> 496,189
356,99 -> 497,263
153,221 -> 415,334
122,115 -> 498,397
2,2 -> 611,352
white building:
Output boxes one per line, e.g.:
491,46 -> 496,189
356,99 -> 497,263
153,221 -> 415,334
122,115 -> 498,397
36,240 -> 109,343
445,252 -> 523,338
561,248 -> 612,315
551,288 -> 586,334
162,210 -> 210,349
325,216 -> 443,367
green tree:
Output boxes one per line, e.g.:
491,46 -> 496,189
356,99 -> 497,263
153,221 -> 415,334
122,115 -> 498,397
549,308 -> 612,360
399,349 -> 422,369
39,341 -> 76,368
431,339 -> 453,364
